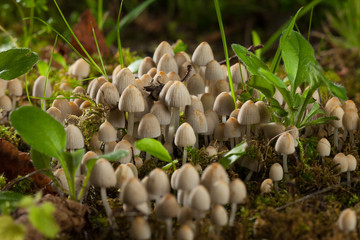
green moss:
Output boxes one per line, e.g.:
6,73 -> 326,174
0,125 -> 22,148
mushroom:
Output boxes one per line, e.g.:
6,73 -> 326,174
65,124 -> 84,155
191,42 -> 214,67
7,78 -> 22,111
95,82 -> 119,108
157,53 -> 178,74
211,204 -> 228,237
114,164 -> 135,189
155,193 -> 180,240
316,138 -> 331,164
275,132 -> 295,176
342,109 -> 359,146
333,153 -> 348,183
129,216 -> 151,240
89,158 -> 117,229
177,224 -> 194,240
330,105 -> 344,151
224,117 -> 241,148
70,58 -> 90,80
138,57 -> 156,77
174,51 -> 191,69
186,74 -> 205,96
269,163 -> 283,192
260,178 -> 274,194
113,68 -> 136,95
201,93 -> 215,112
113,140 -> 132,164
228,178 -> 247,226
209,180 -> 230,206
230,63 -> 248,90
174,123 -> 196,165
213,92 -> 235,123
98,121 -> 117,153
337,208 -> 357,234
346,154 -> 357,186
188,185 -> 211,231
153,41 -> 174,64
237,100 -> 260,140
175,164 -> 200,207
150,101 -> 171,142
186,110 -> 208,148
138,113 -> 161,159
32,75 -> 52,110
146,168 -> 170,204
201,163 -> 229,192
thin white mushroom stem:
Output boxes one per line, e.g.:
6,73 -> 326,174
229,138 -> 234,149
169,107 -> 180,142
228,203 -> 237,226
349,130 -> 354,146
183,191 -> 189,207
182,147 -> 188,165
165,219 -> 173,240
343,129 -> 348,141
246,124 -> 251,140
221,115 -> 226,123
244,170 -> 253,182
11,96 -> 17,111
274,181 -> 279,192
334,127 -> 339,151
127,112 -> 135,136
282,154 -> 288,175
100,187 -> 117,229
195,134 -> 199,149
347,171 -> 351,187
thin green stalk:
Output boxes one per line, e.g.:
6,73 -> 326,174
42,35 -> 58,110
26,0 -> 35,47
117,0 -> 125,68
308,7 -> 314,41
295,91 -> 314,127
98,0 -> 103,30
0,25 -> 19,47
91,26 -> 108,79
24,74 -> 32,105
52,0 -> 106,78
14,0 -> 27,46
214,0 -> 236,108
238,60 -> 246,91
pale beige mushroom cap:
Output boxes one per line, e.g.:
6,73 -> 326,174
337,208 -> 357,233
317,138 -> 331,157
188,185 -> 211,211
65,124 -> 84,149
275,132 -> 295,155
211,204 -> 228,226
260,178 -> 273,194
192,42 -> 214,66
119,84 -> 145,112
238,100 -> 260,125
90,158 -> 116,188
175,123 -> 196,147
269,163 -> 283,182
229,178 -> 247,204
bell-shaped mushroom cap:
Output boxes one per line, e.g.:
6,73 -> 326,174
113,68 -> 136,95
7,79 -> 22,97
72,86 -> 86,96
171,169 -> 181,190
69,102 -> 82,117
146,168 -> 170,197
138,113 -> 161,138
65,124 -> 84,150
333,153 -> 348,173
47,107 -> 64,123
337,208 -> 357,233
113,140 -> 132,164
175,123 -> 196,148
134,94 -> 152,121
185,95 -> 204,117
187,110 -> 208,134
150,101 -> 171,125
205,60 -> 225,82
90,158 -> 116,188
167,71 -> 181,81
238,100 -> 260,125
32,76 -> 52,98
210,180 -> 230,205
229,178 -> 247,204
52,95 -> 71,120
80,151 -> 97,174
343,109 -> 359,131
174,51 -> 191,68
275,132 -> 295,155
200,93 -> 215,112
213,123 -> 228,142
130,216 -> 151,240
346,154 -> 357,172
201,163 -> 229,191
155,193 -> 180,219
115,164 -> 135,188
119,84 -> 145,112
211,80 -> 230,97
95,82 -> 119,107
269,163 -> 283,182
108,109 -> 125,129
330,106 -> 344,128
186,74 -> 205,95
147,67 -> 157,78
53,168 -> 69,191
98,120 -> 117,143
159,80 -> 174,103
138,57 -> 156,77
59,82 -> 73,92
325,97 -> 341,114
260,178 -> 273,194
177,206 -> 193,225
255,101 -> 270,123
111,64 -> 122,81
317,138 -> 331,157
121,177 -> 148,205
213,92 -> 235,117
211,204 -> 228,226
224,117 -> 241,138
153,71 -> 170,85
177,224 -> 194,240
205,146 -> 218,157
179,61 -> 198,79
192,42 -> 214,66
342,100 -> 358,112
188,185 -> 211,211
230,63 -> 248,84
261,122 -> 286,139
153,41 -> 174,64
165,81 -> 191,108
89,77 -> 107,99
71,58 -> 90,79
176,163 -> 200,191
230,109 -> 240,119
157,53 -> 178,74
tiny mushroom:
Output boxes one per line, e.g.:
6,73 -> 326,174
269,163 -> 283,192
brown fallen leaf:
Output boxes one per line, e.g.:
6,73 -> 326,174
0,139 -> 53,194
71,9 -> 109,57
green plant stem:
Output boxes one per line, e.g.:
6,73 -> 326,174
214,0 -> 236,108
308,7 -> 314,41
14,0 -> 27,46
27,0 -> 35,47
91,26 -> 107,79
117,0 -> 124,68
0,25 -> 18,47
24,74 -> 32,105
295,92 -> 313,127
98,0 -> 103,30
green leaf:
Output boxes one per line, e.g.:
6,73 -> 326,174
251,30 -> 262,58
247,75 -> 275,98
28,202 -> 60,238
10,106 -> 66,160
162,160 -> 178,171
37,60 -> 48,76
0,215 -> 26,240
325,81 -> 347,101
53,53 -> 67,69
30,148 -> 51,171
118,0 -> 155,30
127,59 -> 143,73
135,138 -> 172,163
280,30 -> 316,93
63,149 -> 84,184
231,44 -> 268,76
219,141 -> 248,169
269,99 -> 288,118
302,116 -> 338,127
0,191 -> 24,213
0,48 -> 39,80
258,68 -> 293,108
173,40 -> 188,53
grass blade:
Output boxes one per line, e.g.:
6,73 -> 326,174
91,26 -> 107,79
117,0 -> 124,68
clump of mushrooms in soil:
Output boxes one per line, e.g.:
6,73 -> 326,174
1,40 -> 360,239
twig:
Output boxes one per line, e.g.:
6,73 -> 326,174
181,65 -> 192,82
2,169 -> 52,191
